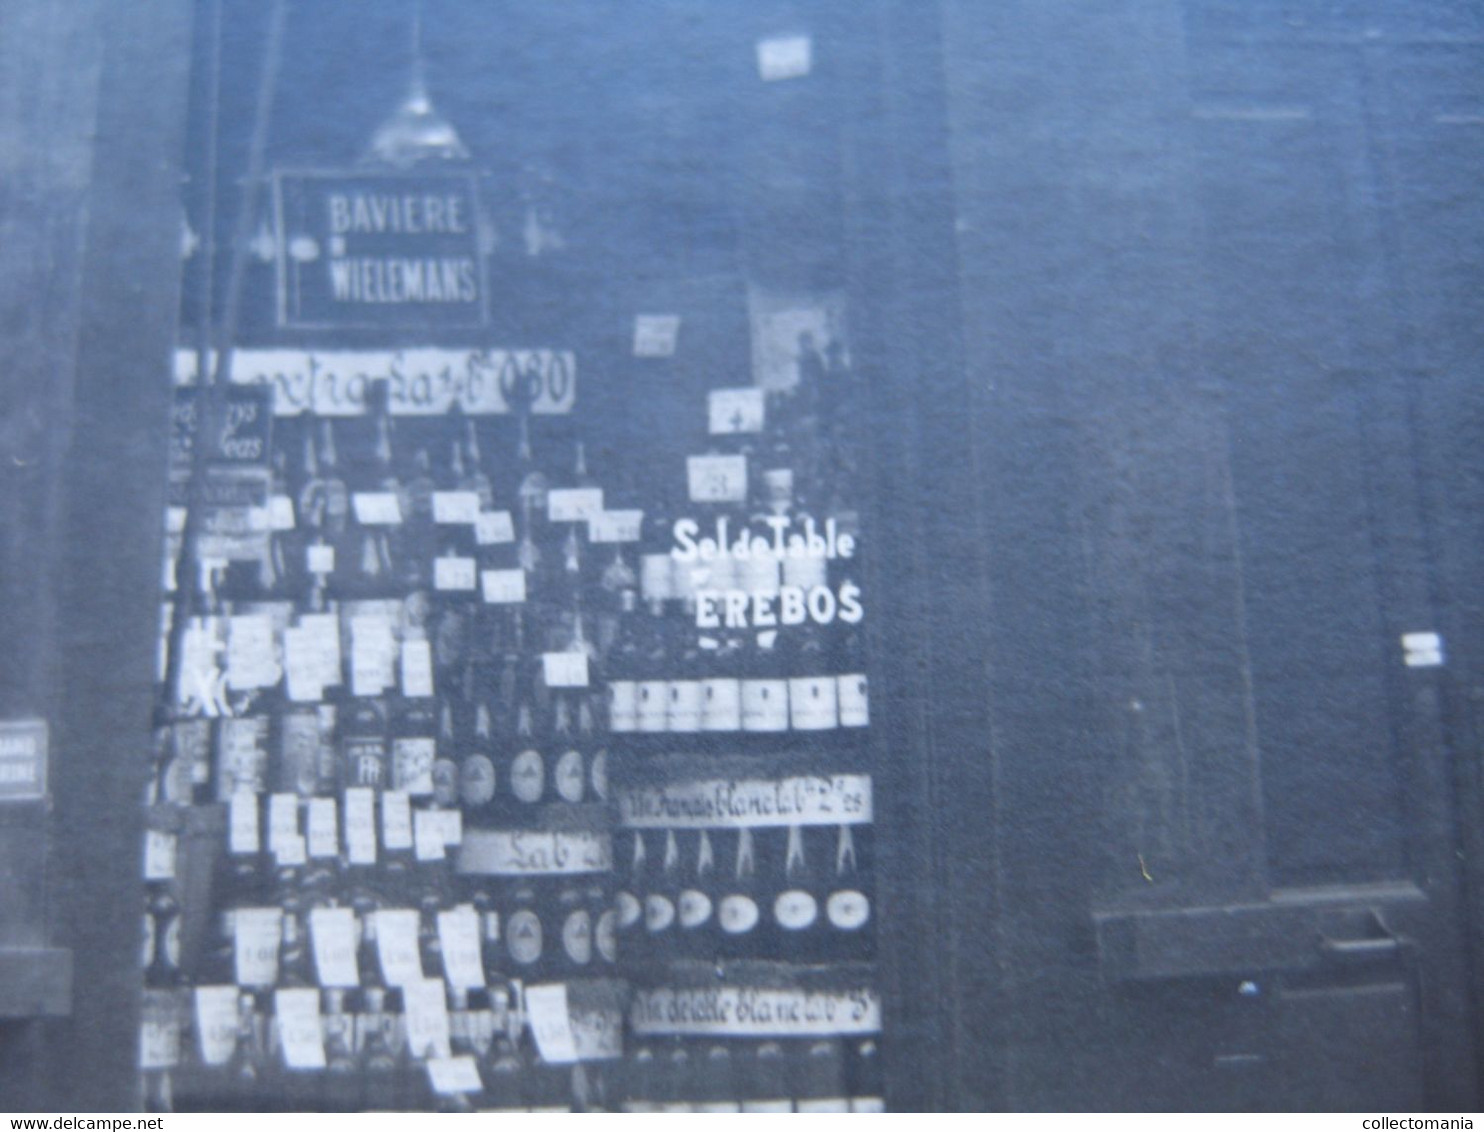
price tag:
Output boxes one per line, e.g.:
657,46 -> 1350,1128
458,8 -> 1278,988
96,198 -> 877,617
474,511 -> 514,545
403,979 -> 452,1061
165,506 -> 188,534
267,793 -> 300,857
757,34 -> 813,81
547,488 -> 605,523
400,638 -> 434,697
375,909 -> 424,987
414,809 -> 447,861
268,494 -> 296,531
481,569 -> 527,604
381,790 -> 414,851
436,908 -> 485,990
275,988 -> 327,1070
350,618 -> 397,698
227,615 -> 279,690
393,736 -> 436,796
276,835 -> 307,866
344,787 -> 377,864
283,629 -> 323,703
633,313 -> 682,357
525,984 -> 578,1064
687,454 -> 748,503
543,651 -> 590,688
307,797 -> 339,859
433,556 -> 477,591
234,907 -> 282,987
589,509 -> 644,543
228,791 -> 260,855
309,906 -> 360,988
139,990 -> 181,1071
427,1056 -> 484,1095
432,808 -> 463,846
305,543 -> 335,576
432,491 -> 480,524
708,388 -> 766,435
194,986 -> 239,1067
352,492 -> 402,525
143,829 -> 177,881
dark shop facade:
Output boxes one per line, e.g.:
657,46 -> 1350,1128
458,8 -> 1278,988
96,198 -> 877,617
2,0 -> 1484,1113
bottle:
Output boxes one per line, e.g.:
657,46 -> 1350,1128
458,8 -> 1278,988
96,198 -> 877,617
459,700 -> 499,824
654,1037 -> 695,1113
615,832 -> 646,957
604,590 -> 643,736
773,825 -> 822,955
643,830 -> 681,958
847,1038 -> 886,1112
701,634 -> 744,734
741,1040 -> 792,1112
431,699 -> 461,810
257,447 -> 296,600
621,1045 -> 658,1112
788,625 -> 840,733
826,824 -> 873,962
740,631 -> 789,738
339,698 -> 390,791
143,883 -> 182,988
695,1043 -> 742,1113
390,695 -> 437,799
357,986 -> 401,1111
503,884 -> 544,972
677,830 -> 717,961
555,881 -> 594,975
507,668 -> 546,812
717,829 -> 763,958
794,1038 -> 849,1112
320,988 -> 360,1111
224,992 -> 266,1094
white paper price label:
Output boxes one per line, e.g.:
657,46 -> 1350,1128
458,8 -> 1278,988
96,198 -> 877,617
299,613 -> 342,687
309,907 -> 360,988
350,618 -> 397,697
267,793 -> 300,856
432,491 -> 480,524
708,388 -> 766,435
400,638 -> 434,697
474,511 -> 515,545
414,809 -> 446,861
687,454 -> 748,503
589,509 -> 644,543
227,615 -> 279,690
268,494 -> 296,531
375,909 -> 424,987
481,568 -> 527,604
352,492 -> 402,525
344,787 -> 377,864
381,790 -> 413,850
307,796 -> 339,858
275,988 -> 327,1070
234,907 -> 282,987
229,791 -> 260,854
633,313 -> 682,357
143,830 -> 177,881
436,908 -> 485,990
433,556 -> 477,592
403,978 -> 452,1061
427,1056 -> 484,1095
305,543 -> 335,576
526,984 -> 579,1064
194,986 -> 239,1067
431,808 -> 463,847
757,34 -> 813,81
275,835 -> 307,866
542,651 -> 590,688
547,487 -> 605,523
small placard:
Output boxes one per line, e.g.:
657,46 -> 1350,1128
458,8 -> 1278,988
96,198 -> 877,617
228,790 -> 260,854
547,488 -> 605,523
474,510 -> 515,545
344,787 -> 377,864
350,617 -> 397,698
375,909 -> 424,987
194,986 -> 239,1067
0,719 -> 48,802
309,906 -> 360,988
434,556 -> 477,592
227,615 -> 279,691
526,984 -> 579,1064
708,388 -> 766,435
267,792 -> 300,856
542,651 -> 590,688
403,978 -> 453,1061
381,790 -> 414,850
432,491 -> 481,525
234,907 -> 282,987
414,809 -> 447,861
757,34 -> 813,81
352,492 -> 403,525
436,908 -> 485,991
400,638 -> 435,698
633,313 -> 682,358
687,454 -> 748,503
305,542 -> 335,576
307,796 -> 339,858
268,494 -> 296,531
143,830 -> 177,881
427,1056 -> 484,1095
589,509 -> 644,544
481,569 -> 527,604
430,808 -> 463,847
275,988 -> 327,1070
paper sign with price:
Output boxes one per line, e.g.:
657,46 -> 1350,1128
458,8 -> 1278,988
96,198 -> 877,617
543,651 -> 590,688
526,984 -> 579,1064
481,569 -> 526,604
590,509 -> 644,543
708,388 -> 766,435
687,454 -> 748,503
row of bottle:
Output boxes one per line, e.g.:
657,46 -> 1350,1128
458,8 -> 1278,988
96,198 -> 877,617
615,826 -> 873,966
156,699 -> 610,815
620,1037 -> 883,1113
143,984 -> 608,1112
